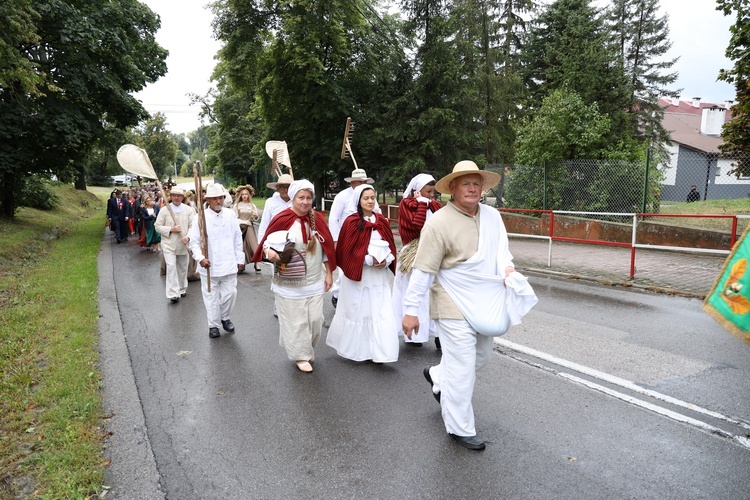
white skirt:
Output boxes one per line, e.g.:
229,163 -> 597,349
326,266 -> 399,363
392,268 -> 436,343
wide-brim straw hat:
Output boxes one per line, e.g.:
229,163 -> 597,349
204,183 -> 226,198
435,160 -> 501,193
267,173 -> 294,189
344,168 -> 374,183
169,187 -> 185,196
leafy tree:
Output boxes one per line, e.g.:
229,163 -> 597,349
136,113 -> 179,180
0,0 -> 167,217
717,0 -> 750,176
0,0 -> 44,97
521,0 -> 631,139
605,0 -> 678,146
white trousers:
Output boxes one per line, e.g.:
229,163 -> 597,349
200,273 -> 238,328
164,252 -> 188,299
331,270 -> 341,299
428,319 -> 494,436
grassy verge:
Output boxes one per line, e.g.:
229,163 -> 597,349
0,185 -> 107,498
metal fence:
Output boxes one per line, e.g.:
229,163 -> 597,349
488,151 -> 750,216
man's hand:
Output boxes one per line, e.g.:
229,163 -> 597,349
237,263 -> 245,272
172,225 -> 182,233
402,315 -> 419,340
200,258 -> 211,268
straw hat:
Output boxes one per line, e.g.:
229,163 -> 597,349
204,183 -> 226,198
267,173 -> 294,189
344,168 -> 374,184
435,160 -> 501,193
170,187 -> 185,196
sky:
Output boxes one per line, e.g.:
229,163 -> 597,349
134,0 -> 737,135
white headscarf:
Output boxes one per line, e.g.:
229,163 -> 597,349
344,184 -> 376,219
403,173 -> 435,198
287,179 -> 315,205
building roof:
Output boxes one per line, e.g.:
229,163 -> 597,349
659,98 -> 731,153
661,113 -> 722,153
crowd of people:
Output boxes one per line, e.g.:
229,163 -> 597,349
106,160 -> 537,451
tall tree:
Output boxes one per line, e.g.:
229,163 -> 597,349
606,0 -> 678,145
521,0 -> 631,140
717,0 -> 750,176
0,0 -> 167,217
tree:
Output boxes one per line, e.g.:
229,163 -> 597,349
605,0 -> 679,146
717,0 -> 750,177
0,0 -> 44,98
0,0 -> 167,217
521,0 -> 631,139
136,113 -> 179,180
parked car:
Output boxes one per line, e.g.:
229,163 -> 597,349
111,174 -> 132,186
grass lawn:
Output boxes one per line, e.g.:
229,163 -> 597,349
0,185 -> 108,498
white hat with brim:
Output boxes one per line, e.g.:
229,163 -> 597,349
170,187 -> 185,196
267,173 -> 294,189
435,160 -> 501,194
205,183 -> 226,198
344,168 -> 374,184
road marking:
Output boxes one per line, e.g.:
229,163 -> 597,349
494,338 -> 750,450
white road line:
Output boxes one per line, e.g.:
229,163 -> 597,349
494,338 -> 750,448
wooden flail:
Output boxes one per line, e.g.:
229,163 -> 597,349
340,117 -> 359,169
193,160 -> 211,292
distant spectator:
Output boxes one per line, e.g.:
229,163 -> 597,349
687,185 -> 701,203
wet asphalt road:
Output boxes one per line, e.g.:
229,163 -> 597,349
99,234 -> 750,499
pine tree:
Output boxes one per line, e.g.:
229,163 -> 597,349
605,0 -> 678,145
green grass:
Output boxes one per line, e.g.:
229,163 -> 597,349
0,186 -> 107,498
651,198 -> 750,233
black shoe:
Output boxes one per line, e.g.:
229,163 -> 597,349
180,292 -> 187,297
221,319 -> 235,333
331,296 -> 338,308
423,367 -> 441,403
435,337 -> 441,350
209,327 -> 220,338
255,266 -> 261,274
449,434 -> 486,451
407,342 -> 423,347
169,297 -> 179,303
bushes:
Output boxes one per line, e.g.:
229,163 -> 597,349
18,175 -> 61,210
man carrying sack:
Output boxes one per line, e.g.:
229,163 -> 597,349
402,160 -> 515,451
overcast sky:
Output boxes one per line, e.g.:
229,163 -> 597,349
134,0 -> 736,135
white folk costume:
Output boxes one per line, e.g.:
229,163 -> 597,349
188,185 -> 245,330
252,180 -> 336,366
154,194 -> 194,301
326,185 -> 399,363
404,161 -> 522,442
257,191 -> 290,242
392,174 -> 442,344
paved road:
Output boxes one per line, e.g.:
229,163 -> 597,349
98,233 -> 750,499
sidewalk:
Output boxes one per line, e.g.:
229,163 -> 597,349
507,237 -> 725,299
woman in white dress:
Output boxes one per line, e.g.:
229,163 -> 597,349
392,174 -> 442,347
252,180 -> 335,373
326,184 -> 399,363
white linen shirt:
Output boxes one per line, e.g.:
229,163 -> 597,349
257,192 -> 290,242
188,207 -> 244,277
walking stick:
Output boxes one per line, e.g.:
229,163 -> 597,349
193,161 -> 211,292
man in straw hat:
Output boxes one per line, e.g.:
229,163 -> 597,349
258,173 -> 293,242
188,183 -> 245,338
402,160 -> 514,451
328,167 -> 377,307
155,187 -> 194,303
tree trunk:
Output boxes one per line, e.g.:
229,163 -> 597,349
2,170 -> 16,218
74,163 -> 87,190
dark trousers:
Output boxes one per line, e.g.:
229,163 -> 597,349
112,218 -> 128,242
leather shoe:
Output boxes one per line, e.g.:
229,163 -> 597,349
208,327 -> 220,338
221,319 -> 235,333
180,292 -> 187,297
423,367 -> 441,403
449,433 -> 486,451
169,297 -> 179,304
435,337 -> 441,350
331,295 -> 338,308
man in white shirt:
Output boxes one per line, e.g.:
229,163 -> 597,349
328,168 -> 374,307
402,161 -> 513,451
155,187 -> 193,303
257,173 -> 293,242
188,183 -> 245,338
